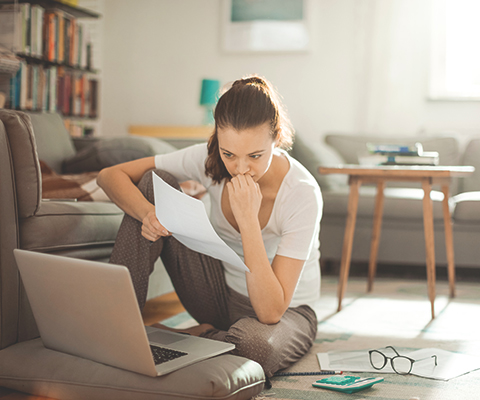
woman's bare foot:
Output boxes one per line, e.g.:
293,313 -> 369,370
150,322 -> 215,337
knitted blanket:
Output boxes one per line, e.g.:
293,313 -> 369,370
40,160 -> 110,202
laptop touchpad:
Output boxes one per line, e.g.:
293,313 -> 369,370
148,329 -> 189,345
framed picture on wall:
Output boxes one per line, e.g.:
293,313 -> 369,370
221,0 -> 311,53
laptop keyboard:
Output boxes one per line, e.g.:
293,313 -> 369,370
150,345 -> 188,365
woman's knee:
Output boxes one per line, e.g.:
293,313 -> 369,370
138,169 -> 181,203
226,310 -> 317,376
226,318 -> 277,367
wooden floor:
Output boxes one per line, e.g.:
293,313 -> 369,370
0,292 -> 185,400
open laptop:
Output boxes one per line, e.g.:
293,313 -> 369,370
13,249 -> 234,377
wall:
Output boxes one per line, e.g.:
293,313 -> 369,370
98,0 -> 480,147
99,0 -> 357,143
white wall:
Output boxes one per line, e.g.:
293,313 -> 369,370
98,0 -> 480,147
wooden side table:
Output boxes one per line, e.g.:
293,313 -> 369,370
319,165 -> 474,318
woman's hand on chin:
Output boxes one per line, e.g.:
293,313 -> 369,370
226,174 -> 262,228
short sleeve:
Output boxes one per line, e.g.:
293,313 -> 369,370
275,180 -> 322,261
154,143 -> 212,187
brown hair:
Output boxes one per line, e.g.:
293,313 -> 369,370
205,75 -> 294,184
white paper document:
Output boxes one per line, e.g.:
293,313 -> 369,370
152,173 -> 249,272
317,348 -> 480,381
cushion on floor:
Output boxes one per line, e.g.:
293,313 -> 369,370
0,338 -> 265,400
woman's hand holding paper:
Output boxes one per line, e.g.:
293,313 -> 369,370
141,210 -> 171,242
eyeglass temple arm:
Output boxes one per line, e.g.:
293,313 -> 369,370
416,355 -> 438,366
385,346 -> 401,357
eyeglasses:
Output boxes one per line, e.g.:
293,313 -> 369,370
369,346 -> 437,375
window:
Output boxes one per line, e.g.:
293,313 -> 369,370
430,0 -> 480,100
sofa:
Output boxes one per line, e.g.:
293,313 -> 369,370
0,109 -> 265,400
291,133 -> 480,271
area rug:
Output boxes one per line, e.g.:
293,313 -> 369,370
164,276 -> 480,400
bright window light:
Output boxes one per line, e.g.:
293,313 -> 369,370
430,0 -> 480,100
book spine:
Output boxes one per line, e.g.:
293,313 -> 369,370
37,65 -> 45,111
21,3 -> 31,54
48,66 -> 57,112
9,69 -> 18,109
89,79 -> 97,118
46,13 -> 55,61
31,64 -> 38,110
64,16 -> 71,65
57,10 -> 64,63
29,5 -> 36,56
77,23 -> 82,67
36,6 -> 44,57
25,64 -> 33,110
19,61 -> 27,109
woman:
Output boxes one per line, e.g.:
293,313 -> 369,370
97,76 -> 322,377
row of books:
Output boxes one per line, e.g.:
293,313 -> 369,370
9,61 -> 98,118
359,143 -> 440,166
0,3 -> 93,69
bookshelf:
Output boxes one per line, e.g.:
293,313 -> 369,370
0,0 -> 100,136
0,0 -> 101,18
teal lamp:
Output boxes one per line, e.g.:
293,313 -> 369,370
200,79 -> 220,125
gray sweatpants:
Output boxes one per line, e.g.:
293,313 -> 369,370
109,170 -> 318,377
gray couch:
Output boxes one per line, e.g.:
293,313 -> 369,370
0,110 -> 265,399
291,133 -> 480,270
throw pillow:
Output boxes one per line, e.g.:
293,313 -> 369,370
41,160 -> 109,202
291,134 -> 348,190
62,136 -> 177,173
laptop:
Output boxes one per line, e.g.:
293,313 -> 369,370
13,249 -> 234,377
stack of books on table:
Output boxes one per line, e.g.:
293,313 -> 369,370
359,143 -> 440,166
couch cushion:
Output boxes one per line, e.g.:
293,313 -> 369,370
290,134 -> 348,190
452,191 -> 480,223
28,112 -> 76,174
20,201 -> 124,253
0,338 -> 265,400
459,139 -> 480,192
63,136 -> 177,173
323,186 -> 445,220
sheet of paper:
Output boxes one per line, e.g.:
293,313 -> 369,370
317,348 -> 480,381
153,173 -> 249,272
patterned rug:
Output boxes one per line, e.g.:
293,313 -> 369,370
165,276 -> 480,400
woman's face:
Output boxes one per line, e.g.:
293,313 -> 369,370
217,122 -> 276,183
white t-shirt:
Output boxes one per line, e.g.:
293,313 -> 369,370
155,143 -> 322,309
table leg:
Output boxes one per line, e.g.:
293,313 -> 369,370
441,184 -> 456,298
422,179 -> 436,319
368,180 -> 386,292
337,176 -> 361,312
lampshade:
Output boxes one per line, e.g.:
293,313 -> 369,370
200,79 -> 220,106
